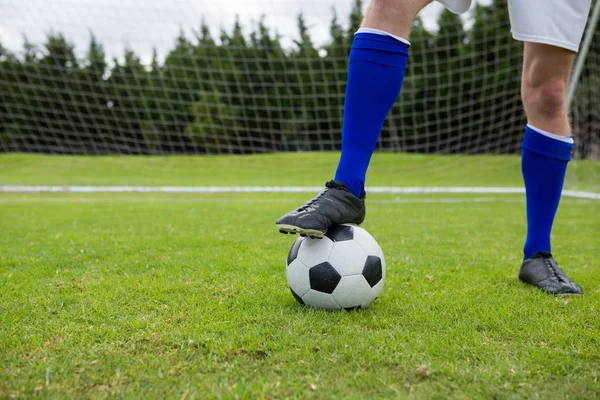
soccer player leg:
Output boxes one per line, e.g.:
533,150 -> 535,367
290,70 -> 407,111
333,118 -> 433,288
276,0 -> 431,237
509,0 -> 591,294
335,0 -> 432,199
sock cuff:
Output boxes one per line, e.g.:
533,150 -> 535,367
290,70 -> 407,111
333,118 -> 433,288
350,32 -> 409,68
527,124 -> 574,144
522,125 -> 573,162
352,32 -> 410,54
355,28 -> 411,46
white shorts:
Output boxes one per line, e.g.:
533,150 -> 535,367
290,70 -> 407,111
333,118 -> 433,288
508,0 -> 592,52
438,0 -> 592,52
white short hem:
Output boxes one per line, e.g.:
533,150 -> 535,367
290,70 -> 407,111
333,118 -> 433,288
511,32 -> 579,53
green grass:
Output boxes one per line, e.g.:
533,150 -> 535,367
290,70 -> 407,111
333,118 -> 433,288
1,153 -> 599,190
1,154 -> 600,399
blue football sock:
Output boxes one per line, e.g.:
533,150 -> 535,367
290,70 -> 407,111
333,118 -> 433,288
334,32 -> 409,198
521,125 -> 573,259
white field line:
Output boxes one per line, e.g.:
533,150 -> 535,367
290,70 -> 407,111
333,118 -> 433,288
2,197 -> 597,205
1,185 -> 599,200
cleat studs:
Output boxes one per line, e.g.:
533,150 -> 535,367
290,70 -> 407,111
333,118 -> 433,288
300,233 -> 307,237
279,229 -> 288,234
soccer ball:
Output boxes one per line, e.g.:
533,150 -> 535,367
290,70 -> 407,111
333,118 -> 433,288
286,224 -> 386,310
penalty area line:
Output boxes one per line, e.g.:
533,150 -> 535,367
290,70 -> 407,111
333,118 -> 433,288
1,185 -> 599,200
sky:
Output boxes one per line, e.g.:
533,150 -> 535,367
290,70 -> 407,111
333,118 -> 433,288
0,0 -> 489,65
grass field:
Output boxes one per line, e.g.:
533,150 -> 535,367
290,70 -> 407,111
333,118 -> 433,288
1,154 -> 599,399
1,153 -> 599,190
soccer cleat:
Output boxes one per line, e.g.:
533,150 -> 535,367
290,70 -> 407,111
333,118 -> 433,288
276,180 -> 366,238
518,252 -> 583,295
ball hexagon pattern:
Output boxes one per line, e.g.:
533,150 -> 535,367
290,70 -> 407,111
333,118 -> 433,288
362,255 -> 383,288
309,262 -> 342,294
286,224 -> 385,310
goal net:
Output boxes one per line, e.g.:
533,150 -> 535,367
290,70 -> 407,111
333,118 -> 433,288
0,0 -> 598,188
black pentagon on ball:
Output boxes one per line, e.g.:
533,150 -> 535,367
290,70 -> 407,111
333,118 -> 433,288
324,224 -> 354,242
290,288 -> 305,305
362,255 -> 383,288
287,237 -> 304,265
309,262 -> 342,294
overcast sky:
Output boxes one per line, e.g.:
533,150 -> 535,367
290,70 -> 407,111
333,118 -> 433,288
0,0 -> 489,64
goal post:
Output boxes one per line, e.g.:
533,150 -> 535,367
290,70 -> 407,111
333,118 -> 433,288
568,0 -> 600,160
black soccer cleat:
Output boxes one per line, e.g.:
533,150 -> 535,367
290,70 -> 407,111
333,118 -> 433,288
518,252 -> 583,295
276,180 -> 366,238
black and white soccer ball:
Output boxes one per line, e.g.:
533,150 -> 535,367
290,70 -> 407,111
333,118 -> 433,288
286,224 -> 386,310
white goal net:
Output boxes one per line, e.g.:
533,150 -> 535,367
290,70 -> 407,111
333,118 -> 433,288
0,0 -> 598,186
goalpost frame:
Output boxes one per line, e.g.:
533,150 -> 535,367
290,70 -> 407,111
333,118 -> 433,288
567,0 -> 600,110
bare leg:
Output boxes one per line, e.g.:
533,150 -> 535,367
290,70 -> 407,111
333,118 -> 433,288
275,0 -> 433,236
521,42 -> 575,135
518,42 -> 582,294
362,0 -> 433,39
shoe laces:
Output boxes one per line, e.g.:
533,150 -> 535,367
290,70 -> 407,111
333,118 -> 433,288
532,252 -> 564,283
296,181 -> 340,212
545,258 -> 559,281
296,188 -> 328,212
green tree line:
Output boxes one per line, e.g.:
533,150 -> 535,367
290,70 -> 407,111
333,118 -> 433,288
0,0 -> 598,156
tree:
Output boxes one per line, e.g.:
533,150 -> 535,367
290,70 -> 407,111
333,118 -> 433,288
31,33 -> 80,152
0,40 -> 12,147
0,38 -> 37,151
72,34 -> 110,152
0,2 -> 597,156
106,48 -> 151,153
249,17 -> 288,151
40,32 -> 78,71
430,9 -> 467,152
571,24 -> 600,158
347,0 -> 364,40
158,30 -> 200,152
465,0 -> 523,154
185,90 -> 241,153
385,16 -> 435,151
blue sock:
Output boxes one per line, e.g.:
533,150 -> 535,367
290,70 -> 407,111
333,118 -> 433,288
334,32 -> 409,198
521,125 -> 573,259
